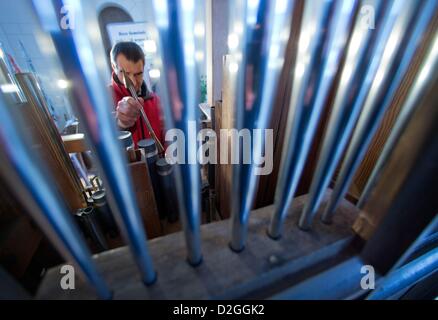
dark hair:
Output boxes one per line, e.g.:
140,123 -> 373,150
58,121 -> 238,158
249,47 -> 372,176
110,41 -> 145,67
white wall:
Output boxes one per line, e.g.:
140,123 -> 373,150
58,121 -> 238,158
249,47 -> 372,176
0,0 -> 74,130
210,0 -> 229,104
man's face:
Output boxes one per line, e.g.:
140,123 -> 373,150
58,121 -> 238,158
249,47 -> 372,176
113,54 -> 144,93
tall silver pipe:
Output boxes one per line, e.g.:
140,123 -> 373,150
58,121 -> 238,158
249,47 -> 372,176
32,0 -> 156,284
0,94 -> 111,299
298,0 -> 388,229
322,0 -> 437,223
151,0 -> 203,265
225,0 -> 247,251
390,216 -> 438,274
228,0 -> 295,251
366,246 -> 438,300
357,31 -> 438,209
268,0 -> 357,237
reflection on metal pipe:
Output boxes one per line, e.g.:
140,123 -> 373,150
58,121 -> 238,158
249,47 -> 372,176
32,0 -> 156,284
322,0 -> 437,223
269,0 -> 357,237
298,0 -> 387,229
0,93 -> 111,299
227,0 -> 248,251
71,153 -> 92,188
225,0 -> 247,251
390,216 -> 438,273
228,0 -> 294,251
358,31 -> 438,209
151,0 -> 203,265
366,246 -> 438,300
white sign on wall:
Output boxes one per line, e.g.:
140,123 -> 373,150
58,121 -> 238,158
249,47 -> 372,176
107,22 -> 150,45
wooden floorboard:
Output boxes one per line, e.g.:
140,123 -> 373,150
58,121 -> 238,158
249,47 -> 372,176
37,190 -> 359,299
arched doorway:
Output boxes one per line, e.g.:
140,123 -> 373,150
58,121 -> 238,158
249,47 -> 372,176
98,5 -> 133,70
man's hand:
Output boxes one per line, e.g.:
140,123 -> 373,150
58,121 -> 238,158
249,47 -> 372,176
116,96 -> 144,129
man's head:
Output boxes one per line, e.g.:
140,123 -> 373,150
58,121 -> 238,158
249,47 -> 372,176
111,42 -> 145,93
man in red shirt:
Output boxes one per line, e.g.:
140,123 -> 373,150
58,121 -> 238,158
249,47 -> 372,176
110,41 -> 164,147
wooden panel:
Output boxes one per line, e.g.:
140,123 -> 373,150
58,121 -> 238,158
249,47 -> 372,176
214,54 -> 236,219
355,66 -> 438,272
62,134 -> 88,154
0,216 -> 42,278
15,73 -> 86,211
353,47 -> 438,241
36,190 -> 360,299
253,0 -> 305,208
128,153 -> 162,240
18,102 -> 86,211
351,12 -> 438,196
0,175 -> 43,279
214,100 -> 221,216
214,1 -> 319,212
255,0 -> 358,207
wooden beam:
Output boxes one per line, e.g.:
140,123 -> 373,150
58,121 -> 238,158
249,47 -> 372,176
61,133 -> 88,154
36,190 -> 359,299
